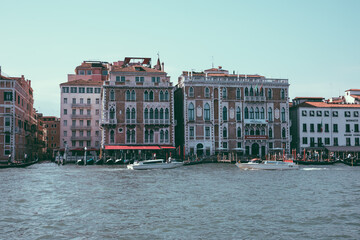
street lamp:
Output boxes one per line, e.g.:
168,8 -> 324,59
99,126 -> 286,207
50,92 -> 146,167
84,146 -> 87,166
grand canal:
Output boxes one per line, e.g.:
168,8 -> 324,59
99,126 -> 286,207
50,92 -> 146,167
1,162 -> 359,239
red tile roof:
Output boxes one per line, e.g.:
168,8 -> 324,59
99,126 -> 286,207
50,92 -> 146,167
293,97 -> 324,99
60,79 -> 103,86
350,95 -> 360,100
346,89 -> 360,91
299,101 -> 360,108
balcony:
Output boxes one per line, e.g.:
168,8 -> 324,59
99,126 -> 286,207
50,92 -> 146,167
71,114 -> 92,119
71,103 -> 92,108
126,119 -> 137,124
101,118 -> 117,126
70,125 -> 91,130
144,119 -> 171,125
70,136 -> 91,141
244,96 -> 266,102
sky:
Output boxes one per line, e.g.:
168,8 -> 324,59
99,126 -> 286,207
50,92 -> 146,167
1,0 -> 359,117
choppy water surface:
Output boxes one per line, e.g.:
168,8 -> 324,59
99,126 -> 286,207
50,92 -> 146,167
1,163 -> 360,239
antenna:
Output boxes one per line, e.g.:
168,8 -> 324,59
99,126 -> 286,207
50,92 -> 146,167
212,56 -> 214,68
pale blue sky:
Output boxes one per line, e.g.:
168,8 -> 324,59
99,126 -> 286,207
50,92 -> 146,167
1,0 -> 359,116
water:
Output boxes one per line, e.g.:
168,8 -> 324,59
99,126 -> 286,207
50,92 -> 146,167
1,163 -> 360,240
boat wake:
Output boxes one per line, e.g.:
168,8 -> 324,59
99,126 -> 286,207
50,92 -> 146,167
301,167 -> 327,171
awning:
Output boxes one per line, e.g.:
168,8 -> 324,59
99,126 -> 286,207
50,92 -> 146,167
160,146 -> 176,149
105,145 -> 161,150
326,146 -> 360,152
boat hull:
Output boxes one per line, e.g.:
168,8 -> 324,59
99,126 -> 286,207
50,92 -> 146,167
236,161 -> 299,170
127,161 -> 183,170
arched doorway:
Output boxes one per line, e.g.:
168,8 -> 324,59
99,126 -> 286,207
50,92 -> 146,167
196,143 -> 204,157
251,143 -> 260,157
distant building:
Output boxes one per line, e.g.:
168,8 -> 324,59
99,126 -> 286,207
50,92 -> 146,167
101,57 -> 175,159
175,66 -> 290,158
290,96 -> 360,157
60,61 -> 110,156
0,70 -> 35,163
41,116 -> 60,157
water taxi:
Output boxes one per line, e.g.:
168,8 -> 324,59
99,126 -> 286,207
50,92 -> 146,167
236,159 -> 299,170
127,159 -> 183,170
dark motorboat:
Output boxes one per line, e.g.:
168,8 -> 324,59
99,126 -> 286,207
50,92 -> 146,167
95,158 -> 104,165
184,158 -> 203,166
76,159 -> 84,165
86,158 -> 94,165
342,158 -> 360,166
105,158 -> 114,165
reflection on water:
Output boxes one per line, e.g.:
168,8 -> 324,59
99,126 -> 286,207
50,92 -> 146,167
0,163 -> 359,239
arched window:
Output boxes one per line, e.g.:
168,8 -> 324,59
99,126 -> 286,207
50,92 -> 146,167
160,108 -> 164,120
126,129 -> 130,143
261,128 -> 265,135
250,128 -> 254,135
165,90 -> 169,101
110,89 -> 115,101
150,130 -> 154,142
149,90 -> 154,101
268,88 -> 272,99
109,108 -> 115,120
131,130 -> 135,143
260,87 -> 264,96
237,127 -> 241,138
160,130 -> 164,143
110,130 -> 115,143
144,91 -> 149,101
131,90 -> 136,101
250,107 -> 254,119
255,87 -> 259,96
281,89 -> 285,100
236,88 -> 241,99
150,108 -> 154,120
188,103 -> 194,121
126,90 -> 131,100
165,108 -> 169,120
222,88 -> 227,99
155,108 -> 159,119
165,130 -> 169,142
269,127 -> 273,138
260,107 -> 265,119
131,108 -> 136,120
126,108 -> 130,120
236,107 -> 241,121
281,107 -> 286,122
282,127 -> 286,138
256,128 -> 260,135
245,107 -> 249,119
144,108 -> 148,120
268,107 -> 273,122
223,127 -> 227,138
250,87 -> 254,96
159,90 -> 164,101
145,130 -> 149,143
205,87 -> 210,97
189,87 -> 194,97
255,107 -> 259,119
245,128 -> 249,136
245,87 -> 249,96
204,103 -> 210,121
223,106 -> 227,121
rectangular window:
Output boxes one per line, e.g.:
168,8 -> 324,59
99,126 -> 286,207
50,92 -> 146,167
87,109 -> 91,115
316,111 -> 322,116
223,142 -> 228,149
79,141 -> 84,147
310,137 -> 315,147
87,98 -> 91,104
64,109 -> 67,115
79,130 -> 84,137
64,131 -> 67,137
102,70 -> 108,75
72,141 -> 76,147
354,111 -> 359,117
63,120 -> 67,126
96,98 -> 99,104
333,111 -> 338,117
318,137 -> 322,147
355,138 -> 359,146
72,98 -> 76,104
355,124 -> 359,132
346,124 -> 350,133
87,70 -> 92,75
121,76 -> 125,82
346,138 -> 351,146
95,88 -> 101,93
86,88 -> 93,93
136,77 -> 140,82
309,111 -> 314,116
189,126 -> 194,139
79,120 -> 83,126
87,131 -> 91,137
80,98 -> 84,104
96,109 -> 99,115
72,109 -> 76,115
317,124 -> 322,132
152,77 -> 155,82
325,138 -> 330,145
79,109 -> 83,115
70,87 -> 77,93
4,92 -> 13,101
116,76 -> 120,82
62,87 -> 69,93
79,70 -> 85,75
344,111 -> 351,117
334,137 -> 338,146
64,98 -> 67,104
302,137 -> 308,145
333,124 -> 338,132
79,87 -> 85,93
310,124 -> 314,132
302,110 -> 307,116
237,142 -> 242,149
205,126 -> 210,138
87,120 -> 91,126
72,120 -> 76,126
5,134 -> 10,144
87,141 -> 91,147
95,131 -> 99,136
325,124 -> 329,132
72,131 -> 76,137
324,111 -> 329,117
303,123 -> 307,132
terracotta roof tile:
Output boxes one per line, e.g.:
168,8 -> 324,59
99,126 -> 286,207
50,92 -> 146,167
60,79 -> 103,86
346,89 -> 360,91
350,95 -> 360,100
299,101 -> 360,108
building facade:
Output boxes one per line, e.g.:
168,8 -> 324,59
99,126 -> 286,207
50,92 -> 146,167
0,71 -> 35,162
60,61 -> 109,155
101,57 -> 175,159
175,67 -> 290,158
41,116 -> 60,157
290,96 -> 360,156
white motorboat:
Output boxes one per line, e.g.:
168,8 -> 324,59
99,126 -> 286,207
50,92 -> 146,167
127,159 -> 183,170
236,159 -> 299,170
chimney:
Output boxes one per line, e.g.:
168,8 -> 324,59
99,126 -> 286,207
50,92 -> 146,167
161,62 -> 164,71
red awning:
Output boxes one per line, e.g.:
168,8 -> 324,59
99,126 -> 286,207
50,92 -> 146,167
105,145 -> 161,150
160,146 -> 176,149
